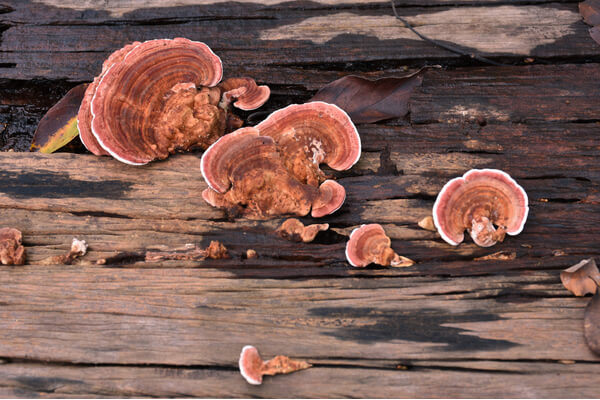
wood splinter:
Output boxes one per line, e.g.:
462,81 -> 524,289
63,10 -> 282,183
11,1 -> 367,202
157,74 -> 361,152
145,241 -> 228,262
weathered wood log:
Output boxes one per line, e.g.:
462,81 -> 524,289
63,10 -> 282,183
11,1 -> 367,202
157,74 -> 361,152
0,361 -> 599,398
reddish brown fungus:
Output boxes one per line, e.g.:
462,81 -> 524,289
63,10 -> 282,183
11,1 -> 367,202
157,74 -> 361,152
561,258 -> 600,296
239,345 -> 312,385
345,224 -> 414,268
77,38 -> 269,164
219,77 -> 270,111
200,102 -> 359,218
433,169 -> 528,247
0,228 -> 25,265
277,218 -> 329,243
256,102 -> 361,186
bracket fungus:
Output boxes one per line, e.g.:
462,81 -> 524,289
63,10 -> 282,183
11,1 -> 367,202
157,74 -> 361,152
256,102 -> 361,186
239,345 -> 312,385
200,102 -> 360,218
0,228 -> 25,265
345,224 -> 414,268
277,218 -> 329,243
77,38 -> 269,164
433,169 -> 528,247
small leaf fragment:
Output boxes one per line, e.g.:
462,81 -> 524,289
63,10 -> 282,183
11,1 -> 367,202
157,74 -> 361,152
579,0 -> 600,44
584,290 -> 600,355
31,83 -> 88,153
309,68 -> 431,123
560,258 -> 600,296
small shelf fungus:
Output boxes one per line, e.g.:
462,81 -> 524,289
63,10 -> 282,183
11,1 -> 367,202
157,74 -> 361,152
277,218 -> 329,243
200,102 -> 360,218
77,38 -> 269,165
239,345 -> 312,385
433,169 -> 529,247
345,224 -> 414,268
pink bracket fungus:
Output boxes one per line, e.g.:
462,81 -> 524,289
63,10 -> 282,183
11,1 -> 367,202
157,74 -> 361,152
433,169 -> 528,247
77,38 -> 269,165
218,77 -> 270,111
0,228 -> 26,265
200,102 -> 360,218
239,345 -> 312,385
256,102 -> 361,186
201,127 -> 319,218
345,224 -> 414,268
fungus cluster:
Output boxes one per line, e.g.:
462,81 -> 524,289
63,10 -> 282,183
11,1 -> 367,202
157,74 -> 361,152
433,169 -> 528,247
239,345 -> 311,385
0,228 -> 25,265
201,102 -> 360,218
77,38 -> 269,165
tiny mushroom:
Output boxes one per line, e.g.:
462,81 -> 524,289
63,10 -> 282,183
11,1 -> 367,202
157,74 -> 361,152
0,228 -> 25,265
277,218 -> 329,243
345,224 -> 414,268
433,169 -> 528,247
78,38 -> 269,164
239,345 -> 312,385
561,258 -> 600,296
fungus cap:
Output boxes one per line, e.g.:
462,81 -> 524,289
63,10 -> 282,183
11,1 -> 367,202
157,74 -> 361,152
219,77 -> 270,111
89,38 -> 223,165
256,102 -> 361,172
311,179 -> 346,218
433,169 -> 528,247
345,224 -> 412,268
239,345 -> 264,385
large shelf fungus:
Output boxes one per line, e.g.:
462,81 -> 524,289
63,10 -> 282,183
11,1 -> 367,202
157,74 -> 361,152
200,102 -> 361,219
77,38 -> 269,165
433,169 -> 529,247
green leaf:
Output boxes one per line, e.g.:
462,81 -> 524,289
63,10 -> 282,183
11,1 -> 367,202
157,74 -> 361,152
31,83 -> 88,153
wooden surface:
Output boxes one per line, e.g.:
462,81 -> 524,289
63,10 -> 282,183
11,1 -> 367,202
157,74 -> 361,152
1,0 -> 600,397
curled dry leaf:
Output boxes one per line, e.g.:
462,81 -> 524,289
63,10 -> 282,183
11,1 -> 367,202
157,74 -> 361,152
580,0 -> 600,44
584,290 -> 600,355
474,251 -> 517,261
239,345 -> 312,385
31,83 -> 88,153
309,68 -> 430,123
0,228 -> 25,265
345,224 -> 414,268
145,241 -> 228,262
277,218 -> 329,243
561,258 -> 600,296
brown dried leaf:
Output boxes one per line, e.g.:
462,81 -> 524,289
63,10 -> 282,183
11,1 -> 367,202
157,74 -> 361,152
560,258 -> 600,296
309,68 -> 430,123
580,0 -> 600,26
31,83 -> 88,153
584,290 -> 600,355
